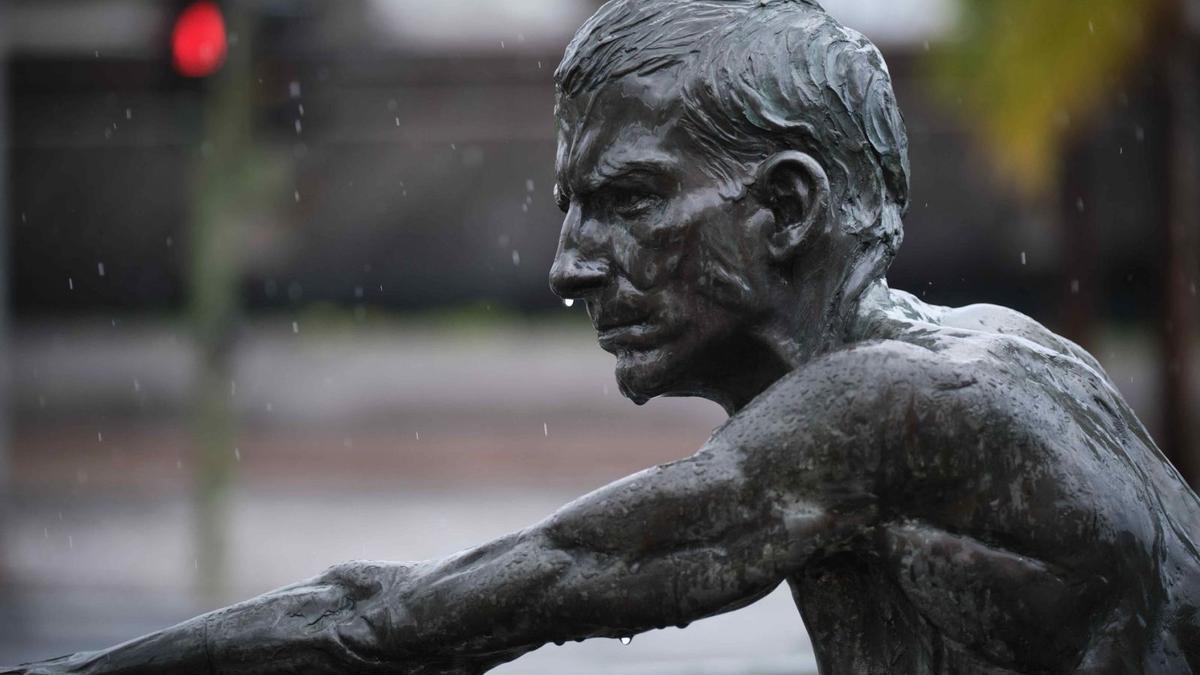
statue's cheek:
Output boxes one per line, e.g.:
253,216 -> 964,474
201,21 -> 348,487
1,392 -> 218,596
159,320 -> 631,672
620,242 -> 684,289
620,221 -> 694,288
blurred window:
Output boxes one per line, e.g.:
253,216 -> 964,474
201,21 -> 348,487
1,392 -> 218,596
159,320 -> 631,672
6,0 -> 165,55
367,0 -> 594,52
823,0 -> 957,46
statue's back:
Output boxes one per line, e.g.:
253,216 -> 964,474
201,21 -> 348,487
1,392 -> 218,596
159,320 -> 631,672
789,294 -> 1200,673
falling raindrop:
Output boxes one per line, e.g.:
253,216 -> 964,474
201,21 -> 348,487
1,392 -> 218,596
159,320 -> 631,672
544,423 -> 549,437
292,321 -> 300,334
68,277 -> 74,291
97,262 -> 106,277
512,250 -> 521,266
1020,251 -> 1027,266
234,448 -> 241,461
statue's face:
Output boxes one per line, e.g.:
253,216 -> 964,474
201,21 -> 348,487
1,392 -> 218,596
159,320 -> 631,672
550,71 -> 776,405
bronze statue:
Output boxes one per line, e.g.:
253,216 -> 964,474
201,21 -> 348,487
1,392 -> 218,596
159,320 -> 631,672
8,1 -> 1200,673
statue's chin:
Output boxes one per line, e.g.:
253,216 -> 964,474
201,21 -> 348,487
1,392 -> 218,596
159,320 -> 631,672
613,352 -> 679,406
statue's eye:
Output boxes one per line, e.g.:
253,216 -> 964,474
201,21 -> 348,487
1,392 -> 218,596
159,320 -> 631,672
608,189 -> 661,218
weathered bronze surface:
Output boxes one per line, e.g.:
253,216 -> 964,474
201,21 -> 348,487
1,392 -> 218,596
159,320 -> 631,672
8,1 -> 1200,673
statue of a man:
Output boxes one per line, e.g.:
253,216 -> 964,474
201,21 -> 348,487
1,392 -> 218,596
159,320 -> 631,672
8,1 -> 1200,673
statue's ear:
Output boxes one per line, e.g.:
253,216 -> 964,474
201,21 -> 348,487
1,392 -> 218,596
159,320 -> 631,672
752,151 -> 831,263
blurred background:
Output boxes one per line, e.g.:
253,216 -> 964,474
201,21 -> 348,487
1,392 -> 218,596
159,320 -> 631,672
0,0 -> 1197,672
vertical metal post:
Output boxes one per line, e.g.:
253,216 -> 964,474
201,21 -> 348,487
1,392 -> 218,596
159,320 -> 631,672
0,2 -> 11,583
189,0 -> 271,600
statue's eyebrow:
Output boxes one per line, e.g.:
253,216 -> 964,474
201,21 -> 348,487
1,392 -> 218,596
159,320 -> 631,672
556,146 -> 676,204
581,157 -> 677,194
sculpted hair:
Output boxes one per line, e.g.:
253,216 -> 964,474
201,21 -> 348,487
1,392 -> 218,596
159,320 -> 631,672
556,0 -> 911,275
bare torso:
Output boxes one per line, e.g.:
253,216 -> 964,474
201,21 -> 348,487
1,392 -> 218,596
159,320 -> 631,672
786,289 -> 1200,673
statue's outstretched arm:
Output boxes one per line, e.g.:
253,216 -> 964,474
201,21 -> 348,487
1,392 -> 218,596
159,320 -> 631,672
5,356 -> 885,675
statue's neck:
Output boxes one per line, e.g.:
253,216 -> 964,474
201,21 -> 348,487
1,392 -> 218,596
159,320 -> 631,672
848,280 -> 949,343
717,279 -> 936,416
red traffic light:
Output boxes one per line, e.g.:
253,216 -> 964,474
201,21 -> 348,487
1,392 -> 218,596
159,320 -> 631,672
172,2 -> 227,78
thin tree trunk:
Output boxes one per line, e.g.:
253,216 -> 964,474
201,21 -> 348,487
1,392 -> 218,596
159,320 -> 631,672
1160,11 -> 1199,487
0,1 -> 11,587
1060,140 -> 1098,351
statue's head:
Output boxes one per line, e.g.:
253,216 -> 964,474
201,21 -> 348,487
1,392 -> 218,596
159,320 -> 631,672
549,0 -> 910,411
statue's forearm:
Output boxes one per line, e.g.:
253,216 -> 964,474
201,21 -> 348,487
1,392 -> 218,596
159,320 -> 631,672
11,561 -> 470,675
199,561 -> 412,674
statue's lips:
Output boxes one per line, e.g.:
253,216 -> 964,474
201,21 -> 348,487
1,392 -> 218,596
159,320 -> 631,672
596,321 -> 660,349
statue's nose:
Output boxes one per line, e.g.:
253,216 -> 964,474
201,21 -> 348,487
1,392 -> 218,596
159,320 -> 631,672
549,249 -> 609,299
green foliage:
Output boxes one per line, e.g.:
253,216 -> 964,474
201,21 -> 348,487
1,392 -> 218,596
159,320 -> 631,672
931,0 -> 1161,193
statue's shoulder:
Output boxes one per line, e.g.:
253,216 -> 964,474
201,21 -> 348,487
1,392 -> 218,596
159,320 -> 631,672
731,338 -> 977,446
865,288 -> 1113,391
740,307 -> 1108,451
940,301 -> 1107,375
762,337 -> 983,410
